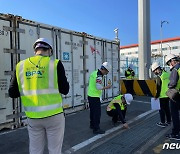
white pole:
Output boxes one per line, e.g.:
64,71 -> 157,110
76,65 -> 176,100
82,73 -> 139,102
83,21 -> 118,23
138,0 -> 151,80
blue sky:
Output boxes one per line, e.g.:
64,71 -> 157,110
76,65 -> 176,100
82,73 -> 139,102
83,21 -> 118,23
0,0 -> 179,45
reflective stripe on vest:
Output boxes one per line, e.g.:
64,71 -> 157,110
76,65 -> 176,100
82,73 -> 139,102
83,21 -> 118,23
159,71 -> 170,98
16,56 -> 63,118
24,103 -> 62,112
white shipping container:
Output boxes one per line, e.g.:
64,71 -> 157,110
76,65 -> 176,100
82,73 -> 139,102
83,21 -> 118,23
0,13 -> 120,129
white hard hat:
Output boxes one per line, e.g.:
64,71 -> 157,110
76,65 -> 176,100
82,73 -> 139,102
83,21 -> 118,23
124,93 -> 133,105
165,54 -> 178,65
102,62 -> 111,72
33,38 -> 53,50
151,62 -> 160,72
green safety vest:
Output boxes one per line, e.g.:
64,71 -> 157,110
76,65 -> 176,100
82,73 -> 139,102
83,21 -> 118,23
175,68 -> 180,91
88,70 -> 103,97
16,56 -> 63,118
159,71 -> 170,98
126,70 -> 133,79
109,95 -> 125,111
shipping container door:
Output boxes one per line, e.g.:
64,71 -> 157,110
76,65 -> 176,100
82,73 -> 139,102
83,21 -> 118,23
60,32 -> 72,108
86,38 -> 111,102
71,34 -> 84,106
104,42 -> 113,100
60,32 -> 84,108
55,31 -> 85,108
85,38 -> 95,103
0,19 -> 14,125
94,39 -> 105,101
111,43 -> 120,97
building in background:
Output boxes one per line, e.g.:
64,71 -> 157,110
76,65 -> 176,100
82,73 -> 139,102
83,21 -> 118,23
120,37 -> 180,78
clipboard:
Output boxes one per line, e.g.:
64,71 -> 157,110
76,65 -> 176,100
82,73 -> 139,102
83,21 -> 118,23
151,98 -> 160,110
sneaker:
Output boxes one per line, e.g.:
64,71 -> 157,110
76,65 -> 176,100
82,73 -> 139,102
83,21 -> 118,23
156,122 -> 168,128
166,134 -> 180,140
93,129 -> 105,134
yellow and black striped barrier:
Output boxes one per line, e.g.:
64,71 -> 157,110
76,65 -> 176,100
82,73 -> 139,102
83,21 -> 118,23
120,79 -> 156,97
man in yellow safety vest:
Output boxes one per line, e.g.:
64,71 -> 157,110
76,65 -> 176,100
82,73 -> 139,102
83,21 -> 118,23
106,93 -> 133,129
88,62 -> 112,134
125,64 -> 135,79
151,62 -> 171,128
8,38 -> 69,154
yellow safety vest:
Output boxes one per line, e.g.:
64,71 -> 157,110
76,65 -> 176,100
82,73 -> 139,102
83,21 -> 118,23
126,70 -> 133,79
108,95 -> 125,111
16,56 -> 63,118
159,71 -> 170,98
175,68 -> 180,91
88,70 -> 103,97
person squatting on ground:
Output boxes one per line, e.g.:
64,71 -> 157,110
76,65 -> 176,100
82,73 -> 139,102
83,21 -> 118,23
8,38 -> 69,154
151,62 -> 171,128
165,54 -> 180,140
106,93 -> 133,129
88,62 -> 112,134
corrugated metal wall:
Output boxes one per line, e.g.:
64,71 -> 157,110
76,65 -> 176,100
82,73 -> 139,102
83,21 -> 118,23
0,13 -> 120,129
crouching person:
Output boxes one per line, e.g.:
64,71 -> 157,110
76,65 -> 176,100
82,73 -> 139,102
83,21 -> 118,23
106,93 -> 133,129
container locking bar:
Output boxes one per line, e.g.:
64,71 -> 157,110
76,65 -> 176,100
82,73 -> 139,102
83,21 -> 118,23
3,26 -> 25,33
4,48 -> 26,54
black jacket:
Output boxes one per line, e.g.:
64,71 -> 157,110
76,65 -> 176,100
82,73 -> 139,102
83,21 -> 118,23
168,63 -> 180,89
125,68 -> 135,78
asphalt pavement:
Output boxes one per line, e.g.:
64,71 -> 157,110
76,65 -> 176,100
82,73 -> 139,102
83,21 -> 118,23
0,96 -> 179,154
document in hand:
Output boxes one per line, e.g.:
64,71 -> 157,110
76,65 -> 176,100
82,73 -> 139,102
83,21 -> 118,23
151,98 -> 160,110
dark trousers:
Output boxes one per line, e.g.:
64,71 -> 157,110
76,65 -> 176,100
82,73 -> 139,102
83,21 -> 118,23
88,96 -> 101,130
170,99 -> 180,135
159,97 -> 171,123
107,103 -> 126,124
122,109 -> 127,120
124,80 -> 134,95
